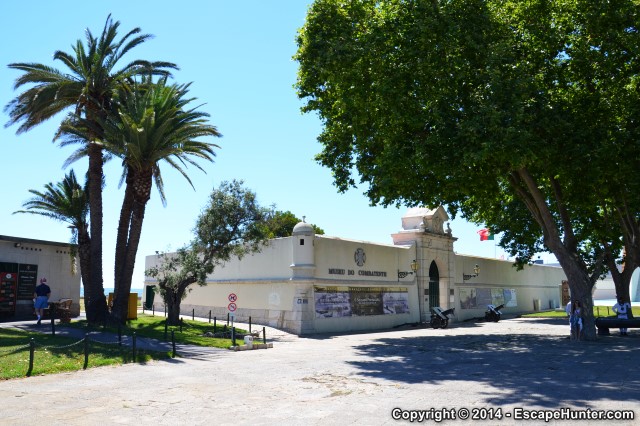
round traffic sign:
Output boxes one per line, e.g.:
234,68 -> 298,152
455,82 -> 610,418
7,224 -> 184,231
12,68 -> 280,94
228,302 -> 237,312
228,293 -> 237,302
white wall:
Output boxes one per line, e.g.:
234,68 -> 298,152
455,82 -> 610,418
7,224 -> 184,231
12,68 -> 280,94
452,255 -> 566,321
0,238 -> 80,316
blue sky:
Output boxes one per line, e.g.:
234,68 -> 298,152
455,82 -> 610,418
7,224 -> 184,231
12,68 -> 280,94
1,2 -> 542,290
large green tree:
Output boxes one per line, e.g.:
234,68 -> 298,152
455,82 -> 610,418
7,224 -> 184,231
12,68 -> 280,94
264,210 -> 325,238
146,180 -> 271,324
5,15 -> 176,323
295,0 -> 640,340
13,171 -> 91,295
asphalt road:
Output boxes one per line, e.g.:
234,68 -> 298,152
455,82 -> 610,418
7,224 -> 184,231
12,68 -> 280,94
0,317 -> 638,425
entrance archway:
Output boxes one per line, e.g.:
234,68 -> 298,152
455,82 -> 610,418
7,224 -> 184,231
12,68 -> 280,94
428,261 -> 440,309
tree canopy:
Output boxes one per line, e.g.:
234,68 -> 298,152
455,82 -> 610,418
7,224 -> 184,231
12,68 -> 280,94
147,180 -> 272,324
295,0 -> 640,340
263,210 -> 325,238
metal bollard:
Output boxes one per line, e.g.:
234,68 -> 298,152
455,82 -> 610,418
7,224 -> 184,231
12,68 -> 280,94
263,326 -> 266,344
132,332 -> 137,361
180,318 -> 183,333
83,334 -> 89,369
227,312 -> 229,326
214,317 -> 217,332
209,310 -> 211,323
232,327 -> 236,346
164,304 -> 167,317
152,305 -> 155,316
171,330 -> 176,358
249,316 -> 252,333
192,309 -> 195,321
51,304 -> 56,336
27,338 -> 34,377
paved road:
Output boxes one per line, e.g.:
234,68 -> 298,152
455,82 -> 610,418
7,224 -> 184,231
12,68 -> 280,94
0,317 -> 638,425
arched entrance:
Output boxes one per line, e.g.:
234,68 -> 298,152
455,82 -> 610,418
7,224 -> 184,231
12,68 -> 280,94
428,261 -> 440,309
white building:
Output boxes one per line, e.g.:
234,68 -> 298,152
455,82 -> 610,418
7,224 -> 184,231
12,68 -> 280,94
144,207 -> 567,335
0,235 -> 80,318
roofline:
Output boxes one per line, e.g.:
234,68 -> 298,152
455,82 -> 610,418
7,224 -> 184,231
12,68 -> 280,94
0,235 -> 75,248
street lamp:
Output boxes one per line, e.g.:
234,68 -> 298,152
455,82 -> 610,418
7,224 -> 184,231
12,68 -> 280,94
398,260 -> 419,280
463,264 -> 480,281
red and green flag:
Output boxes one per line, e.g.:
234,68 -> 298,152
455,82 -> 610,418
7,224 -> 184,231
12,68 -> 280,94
477,228 -> 494,241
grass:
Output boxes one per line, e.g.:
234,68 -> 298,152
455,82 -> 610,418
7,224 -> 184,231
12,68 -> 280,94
0,312 -> 249,380
66,313 -> 249,349
0,327 -> 168,380
522,306 -> 640,318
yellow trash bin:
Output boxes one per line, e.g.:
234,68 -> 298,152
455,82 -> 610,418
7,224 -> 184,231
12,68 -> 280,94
128,293 -> 138,320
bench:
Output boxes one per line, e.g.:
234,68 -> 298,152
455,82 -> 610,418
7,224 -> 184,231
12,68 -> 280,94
595,317 -> 640,335
44,299 -> 73,322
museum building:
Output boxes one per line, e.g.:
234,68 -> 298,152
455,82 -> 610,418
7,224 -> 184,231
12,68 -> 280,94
144,207 -> 567,335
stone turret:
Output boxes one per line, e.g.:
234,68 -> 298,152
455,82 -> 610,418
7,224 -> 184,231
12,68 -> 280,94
290,217 -> 316,279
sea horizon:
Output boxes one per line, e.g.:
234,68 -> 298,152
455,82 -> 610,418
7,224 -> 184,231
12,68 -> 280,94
80,287 -> 143,297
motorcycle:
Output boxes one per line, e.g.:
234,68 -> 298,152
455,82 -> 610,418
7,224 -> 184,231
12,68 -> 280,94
485,304 -> 505,322
430,306 -> 455,329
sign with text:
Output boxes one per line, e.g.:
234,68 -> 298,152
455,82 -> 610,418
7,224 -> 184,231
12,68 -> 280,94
17,264 -> 38,300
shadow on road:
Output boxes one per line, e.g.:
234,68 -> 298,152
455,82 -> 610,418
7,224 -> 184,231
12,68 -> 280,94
348,324 -> 639,407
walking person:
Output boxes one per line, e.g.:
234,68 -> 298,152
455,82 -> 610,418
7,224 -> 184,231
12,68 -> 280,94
612,297 -> 631,336
33,278 -> 51,325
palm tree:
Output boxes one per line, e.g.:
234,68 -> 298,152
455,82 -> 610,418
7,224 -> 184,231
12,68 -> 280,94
13,171 -> 91,299
5,15 -> 177,323
65,77 -> 221,323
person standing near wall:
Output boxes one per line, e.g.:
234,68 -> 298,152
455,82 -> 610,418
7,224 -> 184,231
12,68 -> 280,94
612,297 -> 631,336
33,278 -> 51,325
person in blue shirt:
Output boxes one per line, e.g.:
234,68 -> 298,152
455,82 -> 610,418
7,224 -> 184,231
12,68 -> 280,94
33,278 -> 51,325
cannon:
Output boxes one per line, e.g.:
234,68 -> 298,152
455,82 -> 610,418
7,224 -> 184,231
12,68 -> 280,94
485,304 -> 505,322
430,307 -> 455,329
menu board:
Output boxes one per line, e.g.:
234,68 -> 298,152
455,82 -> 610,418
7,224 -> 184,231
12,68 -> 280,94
18,264 -> 38,300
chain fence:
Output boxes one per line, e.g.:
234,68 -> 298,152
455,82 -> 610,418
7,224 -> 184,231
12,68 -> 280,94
1,307 -> 272,378
0,329 -> 172,378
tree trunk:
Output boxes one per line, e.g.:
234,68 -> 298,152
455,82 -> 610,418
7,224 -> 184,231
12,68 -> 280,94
77,227 -> 91,309
159,278 -> 193,326
113,169 -> 135,299
111,171 -> 151,323
86,143 -> 108,324
164,283 -> 188,325
510,168 -> 598,340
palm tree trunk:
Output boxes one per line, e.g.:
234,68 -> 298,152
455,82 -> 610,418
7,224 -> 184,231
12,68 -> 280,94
86,143 -> 108,324
112,173 -> 151,323
114,170 -> 135,298
77,227 -> 91,308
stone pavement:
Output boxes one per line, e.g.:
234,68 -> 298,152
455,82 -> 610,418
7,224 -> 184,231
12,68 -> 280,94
0,316 -> 638,426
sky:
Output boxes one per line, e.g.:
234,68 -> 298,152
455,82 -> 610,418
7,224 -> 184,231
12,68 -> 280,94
0,2 -> 553,290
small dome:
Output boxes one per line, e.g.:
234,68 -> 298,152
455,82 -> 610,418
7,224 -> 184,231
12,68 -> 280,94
292,220 -> 315,236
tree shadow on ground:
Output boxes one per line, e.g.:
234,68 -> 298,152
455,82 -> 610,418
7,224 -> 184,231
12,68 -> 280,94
347,324 -> 639,407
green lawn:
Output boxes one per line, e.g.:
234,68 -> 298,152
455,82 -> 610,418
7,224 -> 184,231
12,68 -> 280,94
0,327 -> 168,380
66,313 -> 250,349
523,306 -> 640,318
0,313 -> 252,380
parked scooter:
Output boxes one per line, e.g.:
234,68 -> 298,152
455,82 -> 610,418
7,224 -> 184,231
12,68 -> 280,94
485,304 -> 505,322
430,306 -> 455,329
